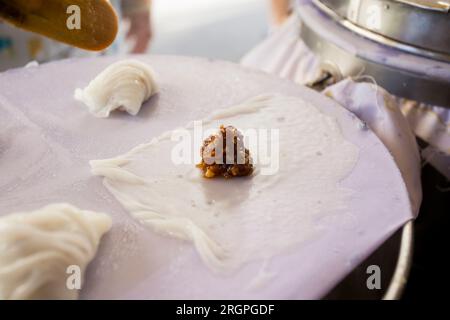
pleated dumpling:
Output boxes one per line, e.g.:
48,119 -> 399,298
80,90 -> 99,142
0,204 -> 112,300
74,59 -> 158,118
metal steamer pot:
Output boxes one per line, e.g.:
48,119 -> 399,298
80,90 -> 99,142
299,0 -> 450,299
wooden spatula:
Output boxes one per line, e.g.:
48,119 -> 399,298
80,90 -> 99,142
0,0 -> 118,51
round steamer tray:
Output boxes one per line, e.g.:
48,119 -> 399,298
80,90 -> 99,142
0,55 -> 413,299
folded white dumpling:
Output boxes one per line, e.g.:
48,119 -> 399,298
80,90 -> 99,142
0,203 -> 112,300
74,59 -> 158,118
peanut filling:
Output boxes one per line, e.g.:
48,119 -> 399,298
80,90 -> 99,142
197,125 -> 253,179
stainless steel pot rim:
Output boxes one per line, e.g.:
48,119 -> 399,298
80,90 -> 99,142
298,2 -> 450,107
383,220 -> 414,300
396,0 -> 450,12
313,0 -> 450,63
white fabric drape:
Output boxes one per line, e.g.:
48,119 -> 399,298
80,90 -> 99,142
241,14 -> 437,216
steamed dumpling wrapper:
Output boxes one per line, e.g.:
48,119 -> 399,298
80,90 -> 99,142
74,59 -> 158,118
90,95 -> 360,274
0,203 -> 112,300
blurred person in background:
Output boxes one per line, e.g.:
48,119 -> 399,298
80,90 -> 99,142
270,0 -> 292,26
0,0 -> 152,71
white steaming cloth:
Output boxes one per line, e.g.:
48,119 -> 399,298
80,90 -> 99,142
242,13 -> 450,210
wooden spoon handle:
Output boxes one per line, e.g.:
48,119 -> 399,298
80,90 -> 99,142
0,0 -> 118,51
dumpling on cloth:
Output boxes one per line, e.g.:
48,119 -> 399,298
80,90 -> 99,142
74,59 -> 158,118
90,95 -> 359,274
0,203 -> 112,300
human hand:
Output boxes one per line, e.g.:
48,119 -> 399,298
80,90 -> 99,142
270,0 -> 292,26
124,11 -> 152,54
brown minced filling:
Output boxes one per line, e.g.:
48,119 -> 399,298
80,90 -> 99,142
197,125 -> 253,178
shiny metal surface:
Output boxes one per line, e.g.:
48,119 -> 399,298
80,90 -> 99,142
316,0 -> 450,60
300,7 -> 450,107
383,221 -> 414,300
395,0 -> 450,12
